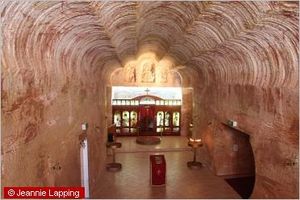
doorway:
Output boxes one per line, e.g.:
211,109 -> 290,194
221,126 -> 256,199
139,105 -> 155,134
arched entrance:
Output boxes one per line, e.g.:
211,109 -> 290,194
221,126 -> 256,199
107,54 -> 193,137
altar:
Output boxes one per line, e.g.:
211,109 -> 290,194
112,94 -> 181,136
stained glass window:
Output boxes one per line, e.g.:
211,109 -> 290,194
130,111 -> 137,127
156,111 -> 164,132
122,111 -> 129,126
114,111 -> 121,127
156,112 -> 164,126
173,112 -> 180,126
165,112 -> 170,126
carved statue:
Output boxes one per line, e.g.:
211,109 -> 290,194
159,66 -> 168,83
125,64 -> 136,82
142,62 -> 155,83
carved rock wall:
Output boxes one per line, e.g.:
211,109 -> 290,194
1,1 -> 298,199
110,54 -> 182,87
194,83 -> 298,198
1,1 -> 109,193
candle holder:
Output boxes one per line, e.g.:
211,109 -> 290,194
188,123 -> 193,138
106,142 -> 122,171
187,138 -> 203,169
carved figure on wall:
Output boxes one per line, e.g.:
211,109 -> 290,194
125,64 -> 136,82
159,67 -> 168,83
142,62 -> 155,83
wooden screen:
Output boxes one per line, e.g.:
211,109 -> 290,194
112,95 -> 181,136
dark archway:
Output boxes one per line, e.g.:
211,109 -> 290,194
223,126 -> 256,199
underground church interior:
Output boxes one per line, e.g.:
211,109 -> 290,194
1,1 -> 299,199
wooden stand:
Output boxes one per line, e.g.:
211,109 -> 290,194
106,142 -> 122,172
187,138 -> 203,169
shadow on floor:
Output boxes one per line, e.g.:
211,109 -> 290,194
225,176 -> 255,199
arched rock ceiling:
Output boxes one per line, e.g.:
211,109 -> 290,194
1,1 -> 299,89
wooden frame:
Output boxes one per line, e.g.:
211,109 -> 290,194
112,95 -> 181,136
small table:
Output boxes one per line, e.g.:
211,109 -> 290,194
187,138 -> 203,169
106,142 -> 122,172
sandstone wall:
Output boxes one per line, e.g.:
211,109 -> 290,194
1,2 -> 110,196
194,83 -> 298,198
1,2 -> 298,199
1,63 -> 108,192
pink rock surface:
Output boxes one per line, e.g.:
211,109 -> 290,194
194,84 -> 298,198
1,1 -> 298,198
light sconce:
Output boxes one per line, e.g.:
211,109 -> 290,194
79,122 -> 88,147
188,138 -> 202,143
81,122 -> 88,131
227,120 -> 237,127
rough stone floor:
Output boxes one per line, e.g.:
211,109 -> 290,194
92,136 -> 240,199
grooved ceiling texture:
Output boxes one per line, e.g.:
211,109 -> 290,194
1,1 -> 299,89
1,2 -> 299,198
